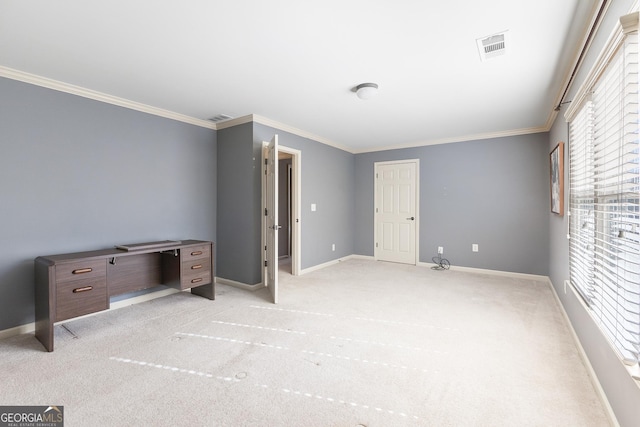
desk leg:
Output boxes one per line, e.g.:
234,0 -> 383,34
191,282 -> 214,300
34,260 -> 54,351
35,320 -> 54,352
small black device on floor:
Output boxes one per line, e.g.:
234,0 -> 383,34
431,253 -> 450,270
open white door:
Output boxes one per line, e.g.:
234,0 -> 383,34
265,135 -> 279,303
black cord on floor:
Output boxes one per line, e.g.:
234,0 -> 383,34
431,254 -> 450,270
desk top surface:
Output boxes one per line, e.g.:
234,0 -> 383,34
36,239 -> 212,264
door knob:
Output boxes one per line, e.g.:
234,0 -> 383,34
406,217 -> 415,220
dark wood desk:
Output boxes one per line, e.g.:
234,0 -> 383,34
34,240 -> 214,352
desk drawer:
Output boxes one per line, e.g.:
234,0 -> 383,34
181,257 -> 212,289
182,245 -> 210,262
55,277 -> 108,322
183,257 -> 211,274
55,259 -> 106,283
181,271 -> 212,289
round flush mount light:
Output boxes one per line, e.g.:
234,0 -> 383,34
356,83 -> 379,100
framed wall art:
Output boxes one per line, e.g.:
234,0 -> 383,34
550,142 -> 564,215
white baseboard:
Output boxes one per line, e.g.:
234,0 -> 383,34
216,277 -> 265,291
347,254 -> 375,261
299,255 -> 360,275
547,278 -> 619,427
109,288 -> 181,310
0,322 -> 36,341
418,261 -> 549,281
0,287 -> 183,342
300,255 -> 547,282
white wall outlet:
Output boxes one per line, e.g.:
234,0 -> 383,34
437,246 -> 444,254
332,244 -> 335,251
472,244 -> 479,252
311,203 -> 316,211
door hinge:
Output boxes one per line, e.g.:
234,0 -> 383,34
265,208 -> 268,216
375,207 -> 378,213
264,260 -> 268,267
376,242 -> 378,248
265,158 -> 268,165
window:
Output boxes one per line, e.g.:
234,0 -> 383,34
566,13 -> 640,367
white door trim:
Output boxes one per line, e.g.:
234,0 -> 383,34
373,159 -> 420,265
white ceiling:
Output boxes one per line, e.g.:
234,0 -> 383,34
0,0 -> 598,153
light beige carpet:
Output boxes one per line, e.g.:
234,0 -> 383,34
0,259 -> 610,426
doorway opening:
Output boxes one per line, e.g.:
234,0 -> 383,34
276,146 -> 301,276
278,152 -> 294,273
262,142 -> 301,298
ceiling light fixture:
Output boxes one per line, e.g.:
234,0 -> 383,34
356,83 -> 379,100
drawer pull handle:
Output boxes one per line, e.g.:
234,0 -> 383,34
191,264 -> 202,270
191,251 -> 203,256
72,268 -> 93,275
191,278 -> 203,284
73,286 -> 93,293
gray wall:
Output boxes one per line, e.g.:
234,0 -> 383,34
216,123 -> 262,284
355,133 -> 550,275
0,77 -> 217,331
548,1 -> 640,426
254,123 -> 355,270
216,122 -> 355,285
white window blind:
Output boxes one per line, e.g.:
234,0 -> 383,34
568,21 -> 640,365
569,102 -> 595,304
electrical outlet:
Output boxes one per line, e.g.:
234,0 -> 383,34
437,246 -> 444,254
472,244 -> 479,252
332,244 -> 335,251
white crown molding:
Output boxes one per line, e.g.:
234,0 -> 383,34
215,113 -> 354,153
0,66 -> 216,130
355,126 -> 548,154
214,114 -> 254,130
251,114 -> 354,153
1,65 -> 578,153
542,108 -> 561,131
213,111 -> 548,154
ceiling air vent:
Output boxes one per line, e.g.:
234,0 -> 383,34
207,114 -> 233,123
476,31 -> 509,62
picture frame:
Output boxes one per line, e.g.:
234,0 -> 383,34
550,142 -> 564,215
